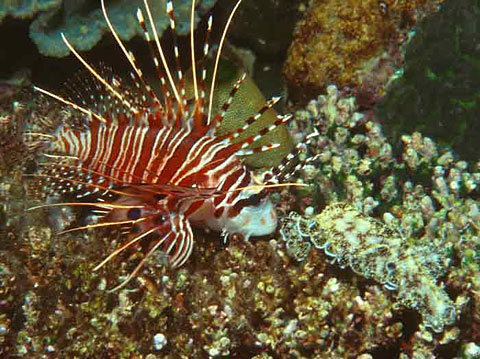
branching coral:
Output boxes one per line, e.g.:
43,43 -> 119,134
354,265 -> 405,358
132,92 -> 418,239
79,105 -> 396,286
278,84 -> 479,337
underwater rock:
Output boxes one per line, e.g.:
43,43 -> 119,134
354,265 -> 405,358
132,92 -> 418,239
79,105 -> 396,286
184,58 -> 293,168
28,0 -> 217,57
378,0 -> 480,161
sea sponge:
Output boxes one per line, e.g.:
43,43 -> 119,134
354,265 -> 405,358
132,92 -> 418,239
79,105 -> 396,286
283,0 -> 441,97
28,0 -> 217,57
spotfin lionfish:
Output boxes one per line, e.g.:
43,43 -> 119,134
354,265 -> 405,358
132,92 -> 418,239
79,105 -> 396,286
27,0 -> 312,291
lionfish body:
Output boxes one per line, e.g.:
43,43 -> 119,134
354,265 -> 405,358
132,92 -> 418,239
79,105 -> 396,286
50,105 -> 279,246
31,0 -> 295,285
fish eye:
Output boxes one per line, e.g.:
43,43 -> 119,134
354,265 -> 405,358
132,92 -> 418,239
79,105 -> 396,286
130,225 -> 140,234
379,1 -> 388,15
246,193 -> 262,206
154,214 -> 166,224
154,193 -> 167,201
127,208 -> 141,220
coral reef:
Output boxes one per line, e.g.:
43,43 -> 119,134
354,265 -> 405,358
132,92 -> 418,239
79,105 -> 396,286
0,217 -> 406,357
0,82 -> 477,357
378,0 -> 480,161
283,0 -> 442,102
0,1 -> 478,356
22,0 -> 217,57
281,83 -> 478,340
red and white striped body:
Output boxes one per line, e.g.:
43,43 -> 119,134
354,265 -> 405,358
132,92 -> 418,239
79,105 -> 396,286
51,117 -> 278,245
32,0 -> 294,285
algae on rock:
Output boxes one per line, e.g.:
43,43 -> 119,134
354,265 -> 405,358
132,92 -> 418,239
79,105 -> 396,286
378,0 -> 480,160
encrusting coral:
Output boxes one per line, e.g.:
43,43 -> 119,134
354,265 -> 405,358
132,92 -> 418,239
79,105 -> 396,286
0,0 -> 61,23
283,0 -> 443,100
24,0 -> 216,57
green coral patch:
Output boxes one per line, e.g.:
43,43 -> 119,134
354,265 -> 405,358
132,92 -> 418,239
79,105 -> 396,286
185,59 -> 293,168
